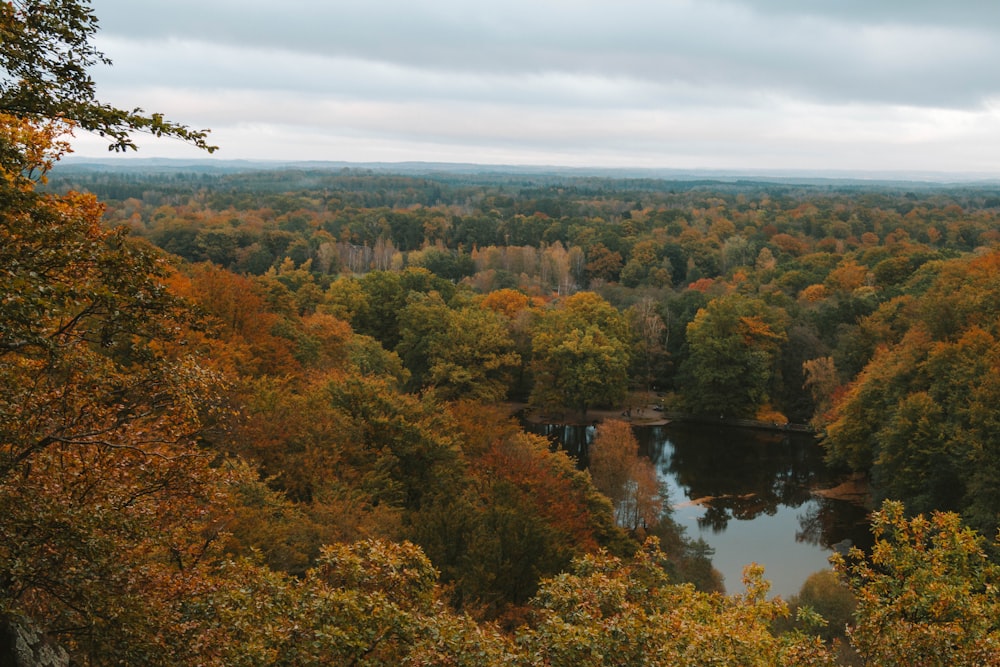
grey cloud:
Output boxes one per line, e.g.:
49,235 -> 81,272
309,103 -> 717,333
734,0 -> 1000,28
74,0 -> 1000,171
89,0 -> 1000,109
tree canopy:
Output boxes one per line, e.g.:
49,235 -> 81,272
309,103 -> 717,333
9,1 -> 1000,662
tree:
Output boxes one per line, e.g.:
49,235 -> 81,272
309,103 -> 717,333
802,356 -> 839,429
396,291 -> 520,400
0,0 -> 215,153
480,288 -> 531,320
782,570 -> 856,644
341,268 -> 455,350
531,325 -> 630,416
348,270 -> 406,348
425,304 -> 521,402
823,252 -> 1000,536
584,242 -> 623,284
679,293 -> 788,418
628,297 -> 668,392
322,373 -> 466,514
194,539 -> 516,667
833,501 -> 1000,666
0,4 -> 231,659
529,293 -> 631,416
413,402 -> 629,615
0,118 -> 242,662
518,541 -> 834,667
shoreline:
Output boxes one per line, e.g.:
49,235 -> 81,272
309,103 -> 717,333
518,404 -> 670,427
513,402 -> 867,507
515,403 -> 816,433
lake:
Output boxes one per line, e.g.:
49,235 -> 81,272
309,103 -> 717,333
525,420 -> 873,599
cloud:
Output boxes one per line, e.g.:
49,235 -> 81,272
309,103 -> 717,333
91,0 -> 1000,107
739,0 -> 1000,28
77,0 -> 1000,172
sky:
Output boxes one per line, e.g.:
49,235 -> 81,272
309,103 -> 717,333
69,0 -> 1000,175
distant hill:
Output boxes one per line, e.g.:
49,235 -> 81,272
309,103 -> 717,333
57,157 -> 1000,187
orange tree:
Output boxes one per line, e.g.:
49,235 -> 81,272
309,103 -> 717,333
0,2 -> 229,659
589,420 -> 664,533
0,113 -> 243,662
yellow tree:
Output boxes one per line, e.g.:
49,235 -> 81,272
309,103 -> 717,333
833,502 -> 1000,666
518,541 -> 834,666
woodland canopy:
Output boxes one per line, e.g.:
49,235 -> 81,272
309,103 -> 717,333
5,1 -> 1000,664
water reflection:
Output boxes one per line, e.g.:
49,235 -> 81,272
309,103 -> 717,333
795,497 -> 872,552
529,422 -> 596,464
640,424 -> 831,532
523,418 -> 873,596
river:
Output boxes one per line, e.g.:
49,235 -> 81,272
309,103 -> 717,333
524,420 -> 873,599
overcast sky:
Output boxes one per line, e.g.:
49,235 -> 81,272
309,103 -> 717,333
69,0 -> 1000,175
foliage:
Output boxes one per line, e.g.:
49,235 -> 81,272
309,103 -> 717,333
517,541 -> 835,666
397,292 -> 520,401
415,402 -> 631,616
186,539 -> 515,666
780,569 -> 857,645
51,153 -> 1000,430
679,293 -> 788,418
0,116 -> 239,662
823,252 -> 1000,537
18,0 -> 1000,663
0,0 -> 214,153
529,293 -> 631,415
833,501 -> 1000,666
11,7 -> 1000,656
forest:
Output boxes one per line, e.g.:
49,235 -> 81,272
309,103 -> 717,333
5,1 -> 1000,665
11,155 -> 1000,666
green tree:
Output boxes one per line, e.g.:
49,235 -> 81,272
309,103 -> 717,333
396,291 -> 520,400
340,268 -> 455,350
783,569 -> 856,644
679,293 -> 788,418
425,304 -> 521,402
529,293 -> 631,416
351,270 -> 407,348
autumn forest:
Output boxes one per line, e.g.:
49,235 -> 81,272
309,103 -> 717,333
5,1 -> 1000,665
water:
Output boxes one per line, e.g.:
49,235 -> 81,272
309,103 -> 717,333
526,420 -> 873,599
